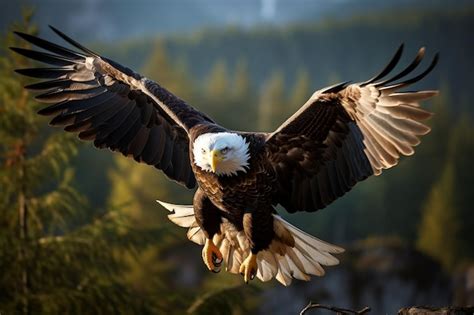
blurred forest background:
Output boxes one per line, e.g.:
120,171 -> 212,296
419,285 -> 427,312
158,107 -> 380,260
1,0 -> 473,314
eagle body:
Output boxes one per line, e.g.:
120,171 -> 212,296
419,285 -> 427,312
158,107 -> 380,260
13,27 -> 439,285
189,126 -> 277,252
190,127 -> 271,213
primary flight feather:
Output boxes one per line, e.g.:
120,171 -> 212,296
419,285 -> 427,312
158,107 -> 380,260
12,26 -> 438,285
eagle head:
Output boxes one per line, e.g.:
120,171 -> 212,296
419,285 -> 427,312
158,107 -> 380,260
193,132 -> 250,176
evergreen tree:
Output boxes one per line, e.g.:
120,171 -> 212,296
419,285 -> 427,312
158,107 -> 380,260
206,59 -> 229,100
223,58 -> 258,131
142,40 -> 195,101
289,69 -> 311,110
173,56 -> 196,101
142,39 -> 176,86
0,13 -> 149,314
417,162 -> 461,270
258,70 -> 286,131
233,59 -> 251,99
446,117 -> 474,260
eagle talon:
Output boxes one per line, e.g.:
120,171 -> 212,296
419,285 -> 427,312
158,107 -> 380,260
239,253 -> 258,283
212,252 -> 222,267
203,238 -> 223,273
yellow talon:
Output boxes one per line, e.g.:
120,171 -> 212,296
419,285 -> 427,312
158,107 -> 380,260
239,253 -> 258,283
202,238 -> 223,273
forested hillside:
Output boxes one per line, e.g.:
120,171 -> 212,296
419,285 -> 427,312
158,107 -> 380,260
99,6 -> 473,116
3,4 -> 471,314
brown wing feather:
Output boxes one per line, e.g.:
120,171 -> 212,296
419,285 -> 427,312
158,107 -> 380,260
12,27 -> 215,188
265,45 -> 438,213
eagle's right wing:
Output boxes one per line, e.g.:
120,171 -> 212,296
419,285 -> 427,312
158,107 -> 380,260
12,26 -> 215,188
265,45 -> 438,213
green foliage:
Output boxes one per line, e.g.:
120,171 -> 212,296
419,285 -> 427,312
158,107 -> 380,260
417,163 -> 461,270
0,13 -> 153,314
206,59 -> 230,99
258,70 -> 286,131
448,118 -> 474,259
233,59 -> 251,99
289,69 -> 311,110
142,39 -> 195,101
187,284 -> 259,315
417,105 -> 474,270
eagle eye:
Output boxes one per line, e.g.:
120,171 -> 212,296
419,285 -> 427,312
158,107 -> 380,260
220,147 -> 230,154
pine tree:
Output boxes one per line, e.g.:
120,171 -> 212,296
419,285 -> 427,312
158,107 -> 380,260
289,69 -> 311,110
258,70 -> 286,131
445,117 -> 474,260
0,13 -> 149,314
142,39 -> 176,86
417,162 -> 461,270
206,59 -> 229,100
220,58 -> 258,131
142,40 -> 195,101
233,59 -> 251,99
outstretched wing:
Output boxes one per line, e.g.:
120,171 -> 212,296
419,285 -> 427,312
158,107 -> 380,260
12,26 -> 215,188
265,45 -> 438,213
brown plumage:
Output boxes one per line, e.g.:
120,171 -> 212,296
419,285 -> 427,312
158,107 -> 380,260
12,27 -> 438,285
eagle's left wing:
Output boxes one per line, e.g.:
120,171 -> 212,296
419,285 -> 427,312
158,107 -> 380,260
265,45 -> 438,213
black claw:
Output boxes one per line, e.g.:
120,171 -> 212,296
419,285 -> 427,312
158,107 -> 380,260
211,266 -> 221,273
212,253 -> 222,267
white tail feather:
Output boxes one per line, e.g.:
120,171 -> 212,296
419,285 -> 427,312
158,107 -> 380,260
157,200 -> 344,286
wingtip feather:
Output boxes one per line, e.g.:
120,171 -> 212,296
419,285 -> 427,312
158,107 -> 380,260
49,25 -> 98,57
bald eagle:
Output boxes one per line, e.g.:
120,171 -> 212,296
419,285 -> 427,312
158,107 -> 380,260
12,27 -> 438,286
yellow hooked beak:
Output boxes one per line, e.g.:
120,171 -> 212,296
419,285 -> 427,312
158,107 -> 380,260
210,150 -> 223,173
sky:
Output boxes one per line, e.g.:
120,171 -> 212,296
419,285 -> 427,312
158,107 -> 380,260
1,0 -> 461,42
3,0 -> 343,40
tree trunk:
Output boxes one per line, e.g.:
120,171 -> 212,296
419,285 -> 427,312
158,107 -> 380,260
18,149 -> 30,315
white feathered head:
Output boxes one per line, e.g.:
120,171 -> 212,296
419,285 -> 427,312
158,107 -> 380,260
193,132 -> 250,176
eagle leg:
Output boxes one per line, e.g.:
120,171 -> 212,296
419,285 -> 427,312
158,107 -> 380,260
239,252 -> 258,283
202,238 -> 223,273
194,188 -> 224,272
240,207 -> 275,283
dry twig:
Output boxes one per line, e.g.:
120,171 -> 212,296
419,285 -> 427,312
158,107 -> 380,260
299,303 -> 371,315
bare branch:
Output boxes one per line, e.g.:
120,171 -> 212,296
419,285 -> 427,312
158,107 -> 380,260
299,303 -> 371,315
398,307 -> 474,314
